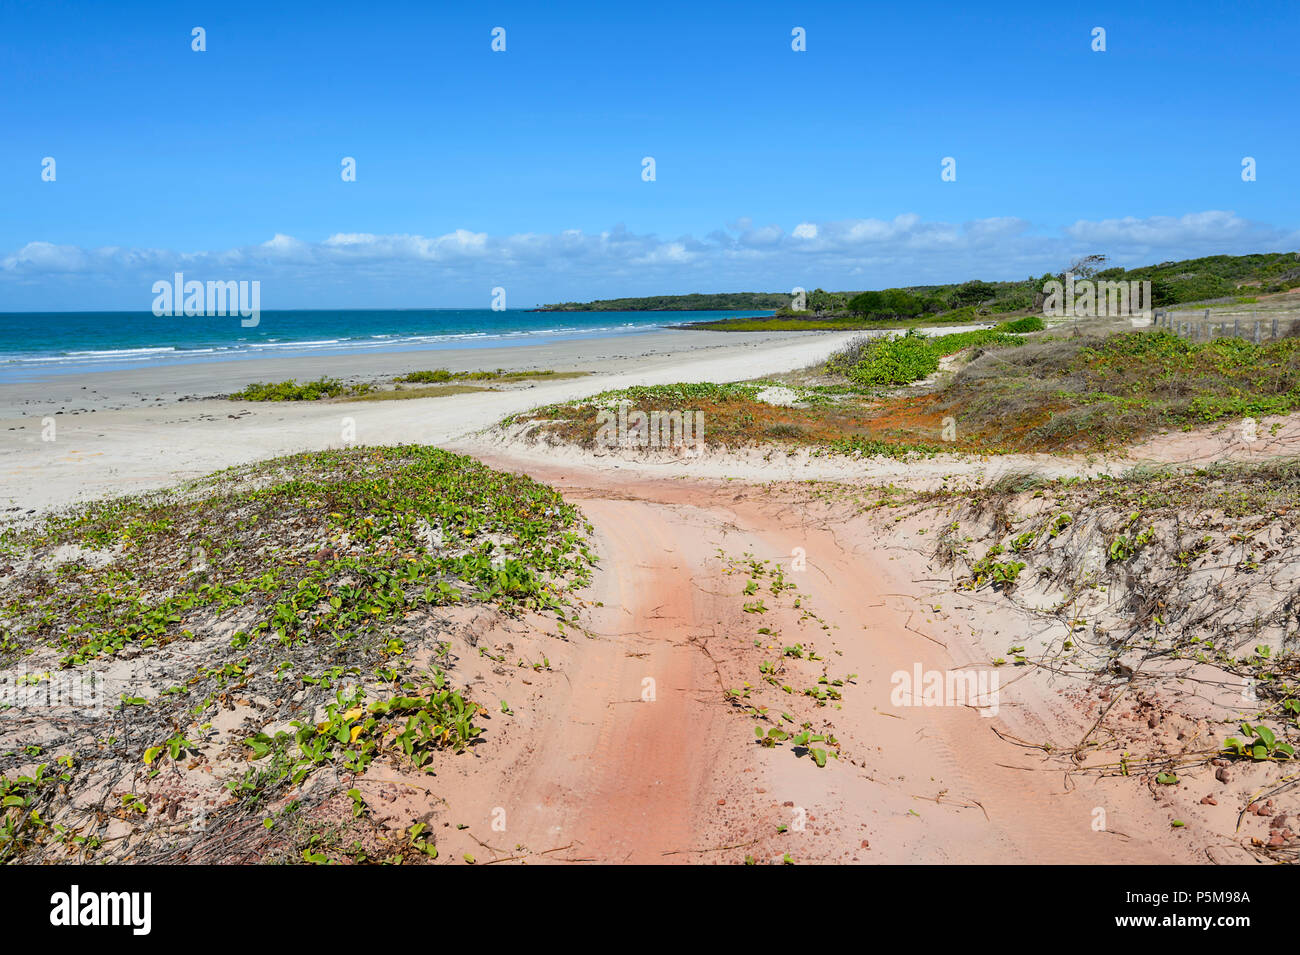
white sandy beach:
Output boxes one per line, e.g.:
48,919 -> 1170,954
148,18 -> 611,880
0,328 -> 829,418
0,328 -> 858,513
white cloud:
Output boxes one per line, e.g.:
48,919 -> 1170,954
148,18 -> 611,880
1066,210 -> 1256,245
632,241 -> 692,266
2,241 -> 90,272
1060,211 -> 1300,264
739,224 -> 784,246
3,211 -> 1296,308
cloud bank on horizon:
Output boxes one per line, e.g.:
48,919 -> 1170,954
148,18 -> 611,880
4,211 -> 1296,311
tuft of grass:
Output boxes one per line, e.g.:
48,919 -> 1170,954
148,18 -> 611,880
230,378 -> 373,401
985,469 -> 1048,495
994,315 -> 1045,333
347,384 -> 492,401
827,436 -> 945,459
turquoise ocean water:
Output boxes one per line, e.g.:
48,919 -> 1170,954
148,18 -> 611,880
0,309 -> 772,382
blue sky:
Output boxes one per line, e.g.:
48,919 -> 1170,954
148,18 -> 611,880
2,0 -> 1297,309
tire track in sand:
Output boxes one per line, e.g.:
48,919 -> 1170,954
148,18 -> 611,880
464,456 -> 1184,864
499,498 -> 733,862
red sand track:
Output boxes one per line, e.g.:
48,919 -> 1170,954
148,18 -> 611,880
441,450 -> 1185,864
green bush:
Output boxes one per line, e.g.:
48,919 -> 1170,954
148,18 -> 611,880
830,331 -> 939,386
995,315 -> 1045,333
395,369 -> 455,383
928,329 -> 1025,356
948,280 -> 998,308
231,377 -> 370,401
827,328 -> 1028,387
847,288 -> 927,320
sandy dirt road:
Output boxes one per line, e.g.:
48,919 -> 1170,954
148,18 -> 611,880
447,453 -> 1186,864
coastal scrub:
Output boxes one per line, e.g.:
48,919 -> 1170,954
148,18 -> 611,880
0,446 -> 594,863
